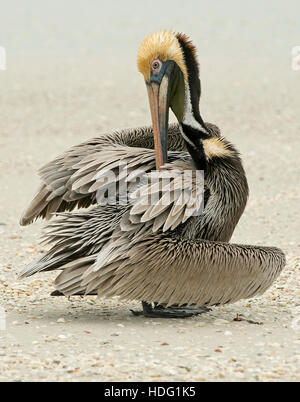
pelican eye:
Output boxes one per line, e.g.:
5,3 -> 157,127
151,59 -> 162,72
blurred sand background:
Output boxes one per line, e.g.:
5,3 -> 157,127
0,0 -> 299,381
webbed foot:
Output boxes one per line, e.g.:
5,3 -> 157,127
131,302 -> 211,319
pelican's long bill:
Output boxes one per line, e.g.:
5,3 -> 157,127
146,61 -> 175,170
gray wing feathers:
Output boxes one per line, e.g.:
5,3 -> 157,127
128,160 -> 203,233
20,124 -> 186,226
85,235 -> 285,307
19,121 -> 285,307
20,122 -> 221,226
53,256 -> 96,296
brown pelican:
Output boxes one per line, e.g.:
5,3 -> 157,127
19,31 -> 285,318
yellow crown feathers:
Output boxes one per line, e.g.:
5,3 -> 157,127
137,30 -> 188,83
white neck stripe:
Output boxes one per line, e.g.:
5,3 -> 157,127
182,83 -> 208,134
179,126 -> 197,148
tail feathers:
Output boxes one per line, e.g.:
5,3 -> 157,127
20,253 -> 96,297
19,251 -> 74,278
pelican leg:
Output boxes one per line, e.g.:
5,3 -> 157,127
131,302 -> 210,318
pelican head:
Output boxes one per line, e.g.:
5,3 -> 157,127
138,30 -> 208,169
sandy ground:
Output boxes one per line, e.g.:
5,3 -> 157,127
0,0 -> 299,382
